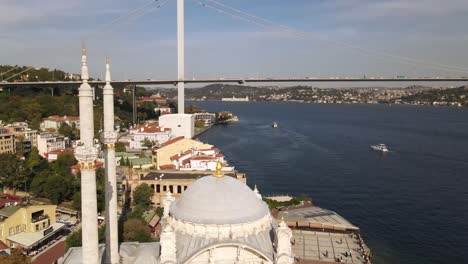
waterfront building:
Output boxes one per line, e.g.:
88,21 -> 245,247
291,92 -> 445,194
158,113 -> 194,139
138,94 -> 167,105
193,112 -> 216,126
40,115 -> 80,131
36,132 -> 67,158
0,128 -> 16,154
168,146 -> 234,171
222,95 -> 250,102
0,204 -> 66,252
154,107 -> 174,115
151,136 -> 213,169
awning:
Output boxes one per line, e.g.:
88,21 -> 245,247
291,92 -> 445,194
7,223 -> 66,249
149,214 -> 160,228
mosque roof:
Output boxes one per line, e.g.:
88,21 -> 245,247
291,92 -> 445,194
175,227 -> 274,263
170,175 -> 269,225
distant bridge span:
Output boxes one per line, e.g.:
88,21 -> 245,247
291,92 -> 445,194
2,77 -> 468,88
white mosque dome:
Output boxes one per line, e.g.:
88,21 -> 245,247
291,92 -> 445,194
170,175 -> 269,225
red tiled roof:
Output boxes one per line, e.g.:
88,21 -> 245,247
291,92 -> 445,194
170,149 -> 192,161
160,136 -> 184,147
197,147 -> 218,151
159,164 -> 176,170
190,155 -> 218,161
32,240 -> 65,264
48,148 -> 74,155
43,115 -> 79,122
0,241 -> 8,250
0,194 -> 21,208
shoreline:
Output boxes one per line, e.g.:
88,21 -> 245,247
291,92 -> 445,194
189,99 -> 468,108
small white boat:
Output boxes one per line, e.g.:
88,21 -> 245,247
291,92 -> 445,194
370,144 -> 389,152
272,122 -> 278,128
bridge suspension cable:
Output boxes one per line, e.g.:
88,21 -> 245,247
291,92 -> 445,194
83,0 -> 170,40
0,66 -> 21,76
2,67 -> 34,82
121,0 -> 171,26
195,0 -> 468,74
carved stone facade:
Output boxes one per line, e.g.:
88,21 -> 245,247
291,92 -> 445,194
160,225 -> 177,264
74,145 -> 99,170
275,221 -> 294,264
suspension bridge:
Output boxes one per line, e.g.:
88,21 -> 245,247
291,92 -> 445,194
2,0 -> 468,88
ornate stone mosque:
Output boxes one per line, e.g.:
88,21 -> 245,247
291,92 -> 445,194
62,0 -> 295,262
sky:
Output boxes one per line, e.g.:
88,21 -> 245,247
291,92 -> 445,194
1,0 -> 468,83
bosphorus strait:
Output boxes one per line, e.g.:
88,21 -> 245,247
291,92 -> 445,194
196,101 -> 468,264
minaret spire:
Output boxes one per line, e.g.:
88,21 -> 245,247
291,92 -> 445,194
81,46 -> 89,82
75,46 -> 99,263
101,57 -> 119,264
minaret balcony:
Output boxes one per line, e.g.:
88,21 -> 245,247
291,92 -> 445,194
74,145 -> 99,163
100,131 -> 118,144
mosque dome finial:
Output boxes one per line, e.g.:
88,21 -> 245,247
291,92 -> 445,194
213,160 -> 224,177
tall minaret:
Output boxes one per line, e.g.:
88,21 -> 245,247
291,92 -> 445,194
74,47 -> 100,263
177,0 -> 185,113
101,57 -> 119,264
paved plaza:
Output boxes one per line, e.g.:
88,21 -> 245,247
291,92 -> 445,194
293,230 -> 365,263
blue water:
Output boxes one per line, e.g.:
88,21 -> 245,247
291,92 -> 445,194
194,101 -> 468,264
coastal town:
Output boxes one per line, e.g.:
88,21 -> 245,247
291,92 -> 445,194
0,72 -> 372,264
153,84 -> 468,107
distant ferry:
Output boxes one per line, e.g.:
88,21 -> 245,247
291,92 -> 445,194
370,144 -> 389,152
221,96 -> 249,102
272,122 -> 278,128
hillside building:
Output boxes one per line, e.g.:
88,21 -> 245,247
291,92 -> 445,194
37,132 -> 67,158
0,205 -> 66,253
128,123 -> 172,150
40,115 -> 80,131
0,128 -> 16,154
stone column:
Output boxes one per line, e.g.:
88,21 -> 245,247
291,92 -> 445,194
160,224 -> 177,263
276,219 -> 294,264
75,47 -> 99,264
101,58 -> 119,264
163,191 -> 175,218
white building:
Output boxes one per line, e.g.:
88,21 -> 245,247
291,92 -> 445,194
154,107 -> 174,115
40,115 -> 80,131
128,123 -> 172,149
37,132 -> 67,158
222,96 -> 250,102
193,112 -> 216,126
159,114 -> 194,139
169,147 -> 235,171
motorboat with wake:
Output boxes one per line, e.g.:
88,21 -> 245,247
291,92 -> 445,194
370,144 -> 389,152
